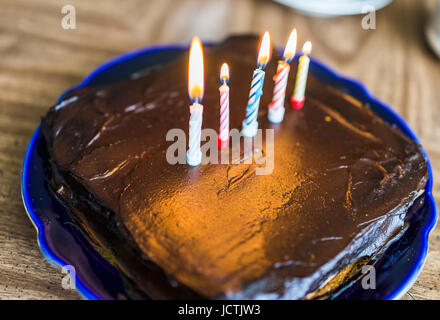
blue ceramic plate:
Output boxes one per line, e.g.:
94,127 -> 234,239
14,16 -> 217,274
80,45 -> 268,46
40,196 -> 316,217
21,43 -> 438,300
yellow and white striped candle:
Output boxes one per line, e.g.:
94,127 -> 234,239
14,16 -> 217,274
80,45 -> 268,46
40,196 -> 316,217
291,41 -> 312,110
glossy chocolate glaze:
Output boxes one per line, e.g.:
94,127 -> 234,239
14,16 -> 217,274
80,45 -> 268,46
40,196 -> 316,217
42,35 -> 428,299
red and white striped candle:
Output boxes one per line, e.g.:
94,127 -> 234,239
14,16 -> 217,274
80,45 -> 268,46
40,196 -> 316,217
218,63 -> 230,149
291,41 -> 312,110
268,29 -> 297,123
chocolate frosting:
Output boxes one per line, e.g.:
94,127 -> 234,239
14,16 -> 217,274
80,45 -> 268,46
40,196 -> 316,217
42,35 -> 428,299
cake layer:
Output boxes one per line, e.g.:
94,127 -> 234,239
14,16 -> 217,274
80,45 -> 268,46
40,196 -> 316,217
42,35 -> 428,299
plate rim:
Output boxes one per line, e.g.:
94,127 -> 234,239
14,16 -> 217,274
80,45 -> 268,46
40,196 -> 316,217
21,41 -> 438,300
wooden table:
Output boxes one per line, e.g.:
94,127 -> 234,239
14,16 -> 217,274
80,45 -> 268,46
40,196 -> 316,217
0,0 -> 439,300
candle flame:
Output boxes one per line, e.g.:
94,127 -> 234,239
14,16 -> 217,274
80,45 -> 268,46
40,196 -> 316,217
283,29 -> 297,63
220,63 -> 229,83
302,41 -> 312,56
188,36 -> 204,102
257,31 -> 271,69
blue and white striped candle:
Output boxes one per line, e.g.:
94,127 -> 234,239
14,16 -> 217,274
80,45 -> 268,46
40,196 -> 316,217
242,32 -> 271,138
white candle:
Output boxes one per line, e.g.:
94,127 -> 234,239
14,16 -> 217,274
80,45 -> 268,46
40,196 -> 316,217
187,102 -> 203,166
268,29 -> 297,123
186,36 -> 205,166
242,32 -> 271,138
291,41 -> 312,110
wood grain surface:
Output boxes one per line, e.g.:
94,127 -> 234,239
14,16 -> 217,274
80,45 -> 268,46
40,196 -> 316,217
0,0 -> 439,300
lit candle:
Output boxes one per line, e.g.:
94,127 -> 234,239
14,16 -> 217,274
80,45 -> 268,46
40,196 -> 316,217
291,41 -> 312,110
268,29 -> 297,123
186,36 -> 205,166
218,63 -> 230,149
242,31 -> 271,137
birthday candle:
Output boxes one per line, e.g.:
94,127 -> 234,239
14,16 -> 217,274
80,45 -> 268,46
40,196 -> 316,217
218,63 -> 230,149
242,32 -> 271,138
291,41 -> 312,110
268,29 -> 297,123
186,36 -> 204,166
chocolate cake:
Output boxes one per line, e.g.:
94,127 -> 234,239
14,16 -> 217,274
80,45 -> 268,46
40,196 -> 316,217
41,35 -> 428,299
